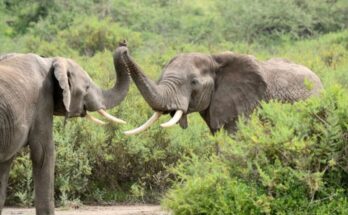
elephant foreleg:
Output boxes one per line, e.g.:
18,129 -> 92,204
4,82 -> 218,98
0,157 -> 14,214
29,118 -> 55,215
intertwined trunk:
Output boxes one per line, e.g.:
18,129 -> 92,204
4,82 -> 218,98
101,46 -> 131,109
119,50 -> 169,111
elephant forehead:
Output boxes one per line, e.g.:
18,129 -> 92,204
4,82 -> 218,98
67,60 -> 91,81
167,53 -> 212,72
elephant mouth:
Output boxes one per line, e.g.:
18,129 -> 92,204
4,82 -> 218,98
80,106 -> 87,117
170,111 -> 188,129
80,111 -> 87,117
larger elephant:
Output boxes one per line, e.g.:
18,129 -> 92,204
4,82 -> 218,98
122,51 -> 323,135
0,44 -> 130,215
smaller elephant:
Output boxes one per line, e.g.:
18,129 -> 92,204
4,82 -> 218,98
0,44 -> 130,214
122,51 -> 323,135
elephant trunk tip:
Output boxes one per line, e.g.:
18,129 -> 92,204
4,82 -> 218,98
118,40 -> 128,47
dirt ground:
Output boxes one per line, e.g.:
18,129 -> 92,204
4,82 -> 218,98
3,205 -> 170,215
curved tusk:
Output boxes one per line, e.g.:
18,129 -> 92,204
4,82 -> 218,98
160,110 -> 183,128
124,112 -> 162,136
97,109 -> 126,124
86,113 -> 107,125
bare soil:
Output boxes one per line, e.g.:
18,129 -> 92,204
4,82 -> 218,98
3,205 -> 169,215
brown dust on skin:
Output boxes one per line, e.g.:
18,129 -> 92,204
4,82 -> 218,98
2,205 -> 169,215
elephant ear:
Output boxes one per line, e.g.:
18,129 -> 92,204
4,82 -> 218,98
204,52 -> 267,133
52,57 -> 71,112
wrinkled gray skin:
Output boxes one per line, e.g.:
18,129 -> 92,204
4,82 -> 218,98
125,51 -> 323,133
0,46 -> 130,215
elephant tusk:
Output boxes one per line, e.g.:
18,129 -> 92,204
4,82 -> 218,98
97,109 -> 126,124
86,113 -> 107,125
160,110 -> 183,128
124,112 -> 162,136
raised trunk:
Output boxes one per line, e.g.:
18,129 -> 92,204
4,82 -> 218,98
102,46 -> 131,109
120,50 -> 169,111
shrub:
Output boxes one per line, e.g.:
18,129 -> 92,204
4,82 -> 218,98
162,156 -> 266,215
217,0 -> 348,42
163,86 -> 348,214
61,17 -> 143,56
2,0 -> 52,35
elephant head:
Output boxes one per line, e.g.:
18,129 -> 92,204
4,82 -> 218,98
51,44 -> 131,123
122,51 -> 322,135
0,44 -> 131,124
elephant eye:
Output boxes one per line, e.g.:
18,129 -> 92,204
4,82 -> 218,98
191,78 -> 199,86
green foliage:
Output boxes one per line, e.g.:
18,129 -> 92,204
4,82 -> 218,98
61,17 -> 143,56
163,86 -> 348,214
163,156 -> 265,215
217,0 -> 348,42
3,0 -> 54,34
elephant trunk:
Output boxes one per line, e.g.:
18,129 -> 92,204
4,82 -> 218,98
84,44 -> 130,125
120,49 -> 169,111
101,45 -> 131,109
122,49 -> 190,135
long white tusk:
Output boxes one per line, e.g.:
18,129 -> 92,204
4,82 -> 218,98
97,109 -> 126,124
160,110 -> 183,128
124,112 -> 162,136
86,113 -> 107,125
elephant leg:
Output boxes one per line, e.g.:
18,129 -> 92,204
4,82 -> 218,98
0,157 -> 13,214
29,118 -> 55,215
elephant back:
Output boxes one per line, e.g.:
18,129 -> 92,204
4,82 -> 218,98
262,58 -> 323,102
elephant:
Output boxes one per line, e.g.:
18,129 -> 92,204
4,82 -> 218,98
0,44 -> 130,214
122,51 -> 323,135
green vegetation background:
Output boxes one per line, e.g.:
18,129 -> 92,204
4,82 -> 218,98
1,0 -> 348,213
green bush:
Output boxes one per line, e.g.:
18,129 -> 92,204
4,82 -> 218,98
2,0 -> 53,34
162,156 -> 265,215
61,17 -> 143,56
217,0 -> 348,42
163,86 -> 348,214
